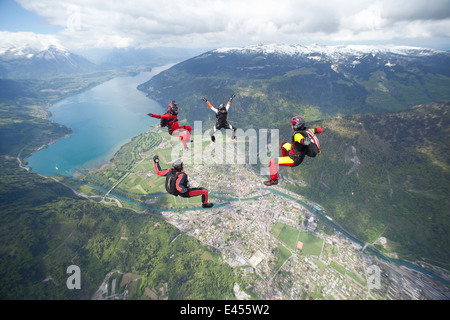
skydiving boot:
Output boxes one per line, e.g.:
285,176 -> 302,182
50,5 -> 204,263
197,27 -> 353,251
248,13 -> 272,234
263,179 -> 278,186
202,203 -> 214,208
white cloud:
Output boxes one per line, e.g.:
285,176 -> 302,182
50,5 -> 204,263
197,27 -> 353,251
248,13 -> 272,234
12,0 -> 450,49
0,30 -> 65,53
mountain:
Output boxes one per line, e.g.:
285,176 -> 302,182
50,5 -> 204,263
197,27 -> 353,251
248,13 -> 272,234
139,44 -> 450,128
0,42 -> 97,79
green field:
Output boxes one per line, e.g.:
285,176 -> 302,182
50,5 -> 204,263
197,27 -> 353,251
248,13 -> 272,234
271,222 -> 323,256
298,232 -> 324,256
271,222 -> 299,250
274,243 -> 292,270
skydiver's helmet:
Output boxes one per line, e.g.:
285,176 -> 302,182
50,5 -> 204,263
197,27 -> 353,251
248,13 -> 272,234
168,101 -> 178,114
291,116 -> 306,131
172,159 -> 183,172
219,104 -> 226,112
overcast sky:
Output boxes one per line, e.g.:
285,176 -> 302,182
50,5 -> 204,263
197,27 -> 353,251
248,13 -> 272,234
1,0 -> 450,50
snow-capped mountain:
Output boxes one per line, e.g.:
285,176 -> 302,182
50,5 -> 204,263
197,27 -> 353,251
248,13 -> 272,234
0,33 -> 96,79
141,43 -> 450,126
0,31 -> 68,57
213,43 -> 443,58
210,43 -> 450,73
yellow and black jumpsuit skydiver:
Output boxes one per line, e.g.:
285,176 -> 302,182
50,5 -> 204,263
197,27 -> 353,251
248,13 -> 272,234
264,116 -> 323,186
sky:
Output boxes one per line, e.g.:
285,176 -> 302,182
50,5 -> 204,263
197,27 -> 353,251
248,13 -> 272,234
1,0 -> 450,51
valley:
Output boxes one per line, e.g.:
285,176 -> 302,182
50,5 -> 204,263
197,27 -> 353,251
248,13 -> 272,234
139,44 -> 450,266
1,43 -> 449,300
61,124 -> 449,299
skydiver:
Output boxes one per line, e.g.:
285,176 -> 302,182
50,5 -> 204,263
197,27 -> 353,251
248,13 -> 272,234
264,116 -> 323,186
147,101 -> 192,150
202,94 -> 238,144
153,155 -> 214,208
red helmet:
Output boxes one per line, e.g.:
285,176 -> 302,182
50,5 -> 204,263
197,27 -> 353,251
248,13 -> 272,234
291,116 -> 305,130
168,101 -> 178,114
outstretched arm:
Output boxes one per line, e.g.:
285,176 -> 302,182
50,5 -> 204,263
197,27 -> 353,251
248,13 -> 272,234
153,155 -> 171,176
147,113 -> 171,119
226,94 -> 235,111
202,98 -> 218,113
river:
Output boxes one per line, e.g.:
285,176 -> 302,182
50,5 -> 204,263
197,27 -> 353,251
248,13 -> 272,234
27,64 -> 174,176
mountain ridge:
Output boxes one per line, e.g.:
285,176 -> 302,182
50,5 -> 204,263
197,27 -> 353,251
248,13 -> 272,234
0,41 -> 97,79
212,43 -> 446,59
140,44 -> 450,129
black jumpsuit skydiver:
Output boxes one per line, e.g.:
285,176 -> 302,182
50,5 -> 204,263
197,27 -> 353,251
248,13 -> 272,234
202,95 -> 237,142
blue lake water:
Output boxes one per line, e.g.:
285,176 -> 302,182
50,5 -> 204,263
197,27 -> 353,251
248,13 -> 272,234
27,64 -> 173,176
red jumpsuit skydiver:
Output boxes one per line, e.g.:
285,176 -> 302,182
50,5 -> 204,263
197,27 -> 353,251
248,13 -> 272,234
153,156 -> 213,208
147,101 -> 192,150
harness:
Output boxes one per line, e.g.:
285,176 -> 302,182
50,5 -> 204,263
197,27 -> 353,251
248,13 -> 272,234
160,111 -> 178,134
216,109 -> 228,124
165,169 -> 183,196
290,128 -> 320,159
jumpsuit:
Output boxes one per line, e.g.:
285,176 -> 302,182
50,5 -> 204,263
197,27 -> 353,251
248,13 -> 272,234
205,100 -> 237,142
269,127 -> 322,181
150,111 -> 192,148
154,162 -> 209,205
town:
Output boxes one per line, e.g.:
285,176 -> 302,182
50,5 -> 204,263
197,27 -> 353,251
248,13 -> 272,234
82,127 -> 449,300
159,163 -> 449,300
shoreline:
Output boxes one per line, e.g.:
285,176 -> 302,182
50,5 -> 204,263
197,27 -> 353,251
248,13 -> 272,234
22,63 -> 176,176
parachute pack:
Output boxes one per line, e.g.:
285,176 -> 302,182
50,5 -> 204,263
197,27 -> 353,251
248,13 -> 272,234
160,111 -> 171,128
165,169 -> 180,196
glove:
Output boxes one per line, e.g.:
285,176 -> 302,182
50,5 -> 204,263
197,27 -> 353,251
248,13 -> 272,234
147,113 -> 153,117
230,94 -> 236,101
316,127 -> 323,134
302,137 -> 311,146
202,98 -> 207,102
153,155 -> 159,163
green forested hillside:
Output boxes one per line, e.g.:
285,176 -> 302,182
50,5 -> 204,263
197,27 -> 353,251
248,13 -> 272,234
0,157 -> 235,299
140,47 -> 450,132
283,103 -> 449,263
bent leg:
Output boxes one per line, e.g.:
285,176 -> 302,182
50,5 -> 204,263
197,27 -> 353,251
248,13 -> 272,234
210,125 -> 217,142
269,156 -> 294,181
179,126 -> 192,140
280,141 -> 291,157
226,123 -> 237,140
172,129 -> 190,148
187,187 -> 209,204
182,125 -> 192,134
231,125 -> 237,140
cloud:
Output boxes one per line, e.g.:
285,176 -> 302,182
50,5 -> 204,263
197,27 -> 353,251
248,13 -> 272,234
13,0 -> 450,49
0,30 -> 66,53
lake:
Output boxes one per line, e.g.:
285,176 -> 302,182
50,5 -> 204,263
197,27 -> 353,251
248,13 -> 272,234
27,64 -> 173,176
